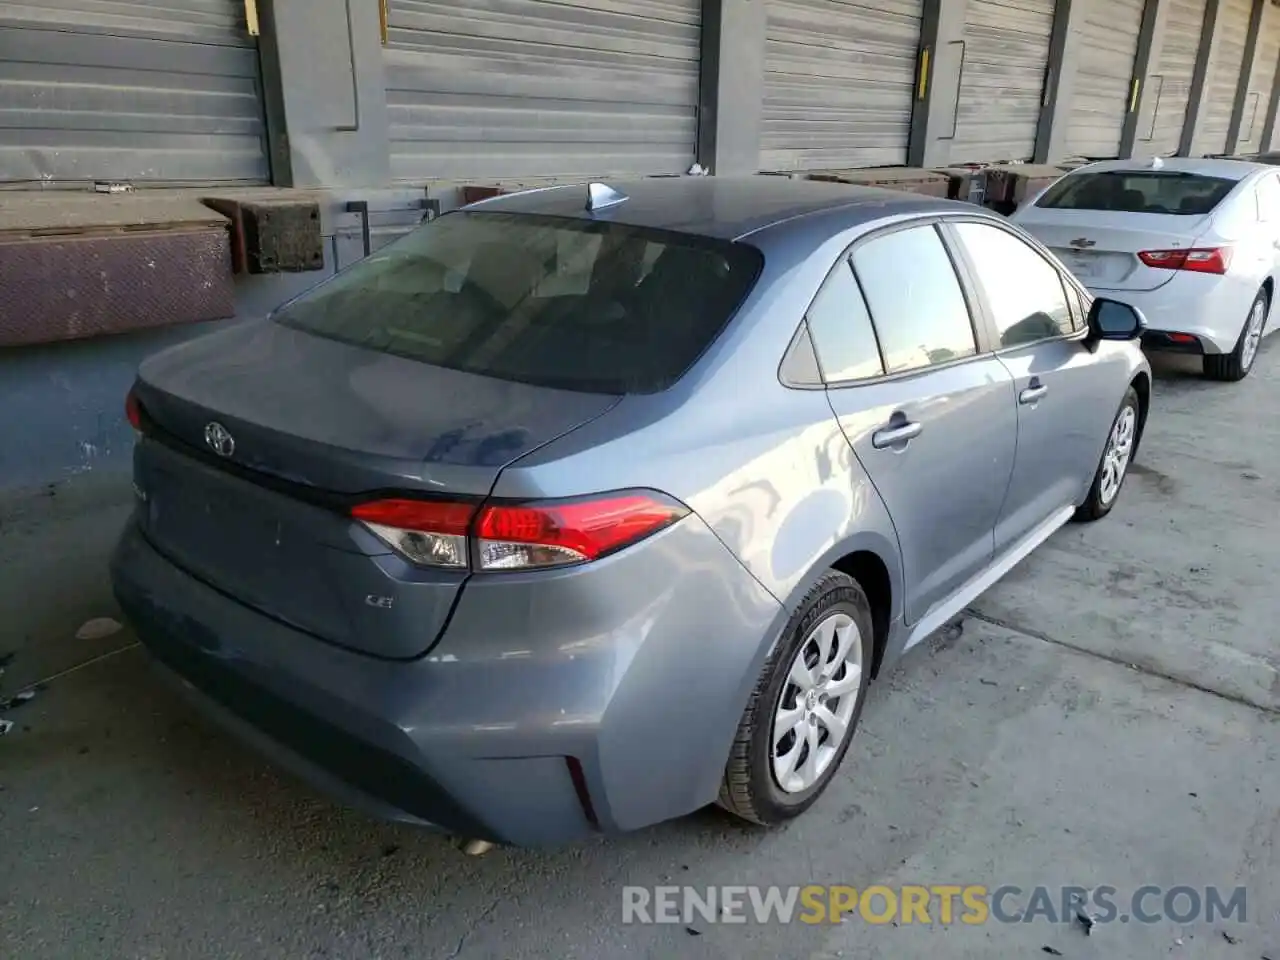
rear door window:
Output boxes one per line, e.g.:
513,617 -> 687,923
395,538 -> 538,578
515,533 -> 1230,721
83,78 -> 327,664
805,261 -> 885,383
852,225 -> 978,374
1035,171 -> 1237,215
274,211 -> 763,394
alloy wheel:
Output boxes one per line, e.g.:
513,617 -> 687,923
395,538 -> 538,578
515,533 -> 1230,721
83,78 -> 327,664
771,612 -> 863,794
1241,298 -> 1266,372
1098,404 -> 1137,507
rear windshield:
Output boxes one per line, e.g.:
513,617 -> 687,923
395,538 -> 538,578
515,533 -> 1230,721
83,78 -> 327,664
273,210 -> 764,394
1035,170 -> 1237,215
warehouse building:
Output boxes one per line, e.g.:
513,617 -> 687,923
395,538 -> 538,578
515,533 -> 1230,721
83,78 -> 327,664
2,0 -> 1280,666
4,0 -> 1278,190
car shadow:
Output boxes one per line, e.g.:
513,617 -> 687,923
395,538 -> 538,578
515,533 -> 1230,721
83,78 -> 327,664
23,596 -> 1246,959
1145,331 -> 1278,385
1145,352 -> 1207,382
7,625 -> 1003,957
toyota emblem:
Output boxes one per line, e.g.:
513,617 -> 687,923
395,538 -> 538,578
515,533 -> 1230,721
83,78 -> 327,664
204,421 -> 235,458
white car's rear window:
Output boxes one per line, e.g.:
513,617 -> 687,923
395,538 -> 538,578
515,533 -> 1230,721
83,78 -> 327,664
1036,171 -> 1236,215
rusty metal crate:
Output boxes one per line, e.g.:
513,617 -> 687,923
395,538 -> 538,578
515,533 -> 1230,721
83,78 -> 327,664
0,226 -> 235,347
202,195 -> 323,274
981,164 -> 1070,214
938,166 -> 990,205
798,167 -> 952,198
460,185 -> 511,205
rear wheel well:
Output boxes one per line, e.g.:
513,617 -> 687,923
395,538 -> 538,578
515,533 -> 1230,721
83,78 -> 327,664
831,551 -> 891,678
1130,371 -> 1151,453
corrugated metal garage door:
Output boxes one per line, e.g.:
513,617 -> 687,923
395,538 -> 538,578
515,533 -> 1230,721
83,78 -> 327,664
1063,0 -> 1146,159
384,0 -> 701,182
1235,1 -> 1280,154
1196,0 -> 1253,155
1140,0 -> 1208,155
950,0 -> 1056,164
0,0 -> 269,187
760,0 -> 924,171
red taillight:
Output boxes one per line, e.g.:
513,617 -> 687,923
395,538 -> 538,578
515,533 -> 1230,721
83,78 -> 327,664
476,493 -> 688,570
125,387 -> 143,431
350,499 -> 476,568
349,490 -> 688,571
1137,247 -> 1232,275
350,499 -> 475,535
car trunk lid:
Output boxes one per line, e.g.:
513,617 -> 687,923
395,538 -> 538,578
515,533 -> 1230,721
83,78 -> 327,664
1015,208 -> 1213,292
132,319 -> 619,658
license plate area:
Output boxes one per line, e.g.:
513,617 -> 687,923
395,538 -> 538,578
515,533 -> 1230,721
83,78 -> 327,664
150,468 -> 297,565
142,455 -> 354,642
1064,251 -> 1102,279
1056,249 -> 1131,284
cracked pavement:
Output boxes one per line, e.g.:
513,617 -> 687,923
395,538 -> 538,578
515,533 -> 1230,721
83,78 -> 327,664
1,348 -> 1279,959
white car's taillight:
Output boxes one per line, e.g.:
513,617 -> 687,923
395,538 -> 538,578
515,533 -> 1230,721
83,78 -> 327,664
1137,247 -> 1232,275
350,491 -> 688,571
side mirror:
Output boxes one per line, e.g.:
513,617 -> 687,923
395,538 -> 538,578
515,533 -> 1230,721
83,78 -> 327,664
1086,297 -> 1146,343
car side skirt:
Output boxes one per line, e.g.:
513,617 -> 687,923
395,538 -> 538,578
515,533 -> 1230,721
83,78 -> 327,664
894,504 -> 1076,658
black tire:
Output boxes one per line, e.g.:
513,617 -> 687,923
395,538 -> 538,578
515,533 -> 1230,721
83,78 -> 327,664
1074,386 -> 1141,522
718,570 -> 874,826
1204,288 -> 1268,382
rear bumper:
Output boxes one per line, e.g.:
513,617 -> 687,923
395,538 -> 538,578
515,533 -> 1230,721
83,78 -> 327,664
1089,274 -> 1258,355
111,514 -> 783,846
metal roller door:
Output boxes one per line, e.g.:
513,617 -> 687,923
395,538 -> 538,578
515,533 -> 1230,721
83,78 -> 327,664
1063,0 -> 1146,160
1234,1 -> 1280,154
1197,0 -> 1253,155
1141,0 -> 1208,155
760,0 -> 924,171
0,0 -> 269,187
950,0 -> 1056,164
384,0 -> 701,182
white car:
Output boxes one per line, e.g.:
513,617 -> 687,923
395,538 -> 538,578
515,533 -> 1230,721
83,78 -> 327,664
1012,157 -> 1280,381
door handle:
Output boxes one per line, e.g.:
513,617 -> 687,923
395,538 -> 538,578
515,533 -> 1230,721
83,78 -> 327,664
871,420 -> 923,449
1019,384 -> 1048,404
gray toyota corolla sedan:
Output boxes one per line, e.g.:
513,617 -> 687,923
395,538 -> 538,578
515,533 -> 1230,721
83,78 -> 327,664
112,176 -> 1151,847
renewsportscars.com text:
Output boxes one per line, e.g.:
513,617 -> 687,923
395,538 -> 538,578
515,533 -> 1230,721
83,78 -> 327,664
621,884 -> 1247,926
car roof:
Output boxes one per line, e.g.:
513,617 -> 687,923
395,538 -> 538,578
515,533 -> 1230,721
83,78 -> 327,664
463,175 -> 966,242
1067,156 -> 1266,181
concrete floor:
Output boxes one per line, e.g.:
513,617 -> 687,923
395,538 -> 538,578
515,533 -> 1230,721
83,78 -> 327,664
2,348 -> 1278,960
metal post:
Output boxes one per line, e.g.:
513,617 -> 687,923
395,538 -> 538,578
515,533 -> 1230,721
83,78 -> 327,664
1225,0 -> 1268,155
1120,0 -> 1173,158
908,0 -> 970,168
1179,0 -> 1224,156
696,0 -> 767,175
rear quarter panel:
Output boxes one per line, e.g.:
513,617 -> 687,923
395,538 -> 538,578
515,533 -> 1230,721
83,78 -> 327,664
488,384 -> 904,768
476,219 -> 912,824
1133,188 -> 1271,347
1213,187 -> 1279,322
491,209 -> 915,623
